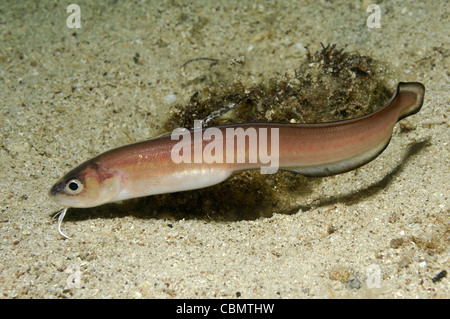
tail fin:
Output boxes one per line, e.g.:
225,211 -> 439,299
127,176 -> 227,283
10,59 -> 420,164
396,82 -> 425,121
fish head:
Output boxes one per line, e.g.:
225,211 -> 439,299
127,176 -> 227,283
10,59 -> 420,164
49,161 -> 122,208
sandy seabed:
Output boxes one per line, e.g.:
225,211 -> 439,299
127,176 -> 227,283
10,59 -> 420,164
0,0 -> 448,298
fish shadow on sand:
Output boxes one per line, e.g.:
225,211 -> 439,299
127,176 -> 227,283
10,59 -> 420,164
289,137 -> 431,213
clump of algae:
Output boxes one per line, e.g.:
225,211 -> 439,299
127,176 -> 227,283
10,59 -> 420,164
144,44 -> 392,221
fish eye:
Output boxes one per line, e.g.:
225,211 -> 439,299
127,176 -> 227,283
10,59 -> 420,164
65,178 -> 83,195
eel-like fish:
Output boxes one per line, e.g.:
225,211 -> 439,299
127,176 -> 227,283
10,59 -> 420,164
49,82 -> 424,238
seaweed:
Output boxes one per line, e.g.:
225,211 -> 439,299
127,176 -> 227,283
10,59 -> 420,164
149,44 -> 392,221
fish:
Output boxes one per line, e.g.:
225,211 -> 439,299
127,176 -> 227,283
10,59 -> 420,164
49,82 -> 425,238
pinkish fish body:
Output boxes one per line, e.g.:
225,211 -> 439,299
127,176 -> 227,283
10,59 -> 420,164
49,82 -> 424,238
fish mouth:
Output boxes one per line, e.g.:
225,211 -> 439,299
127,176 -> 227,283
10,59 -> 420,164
49,181 -> 65,197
